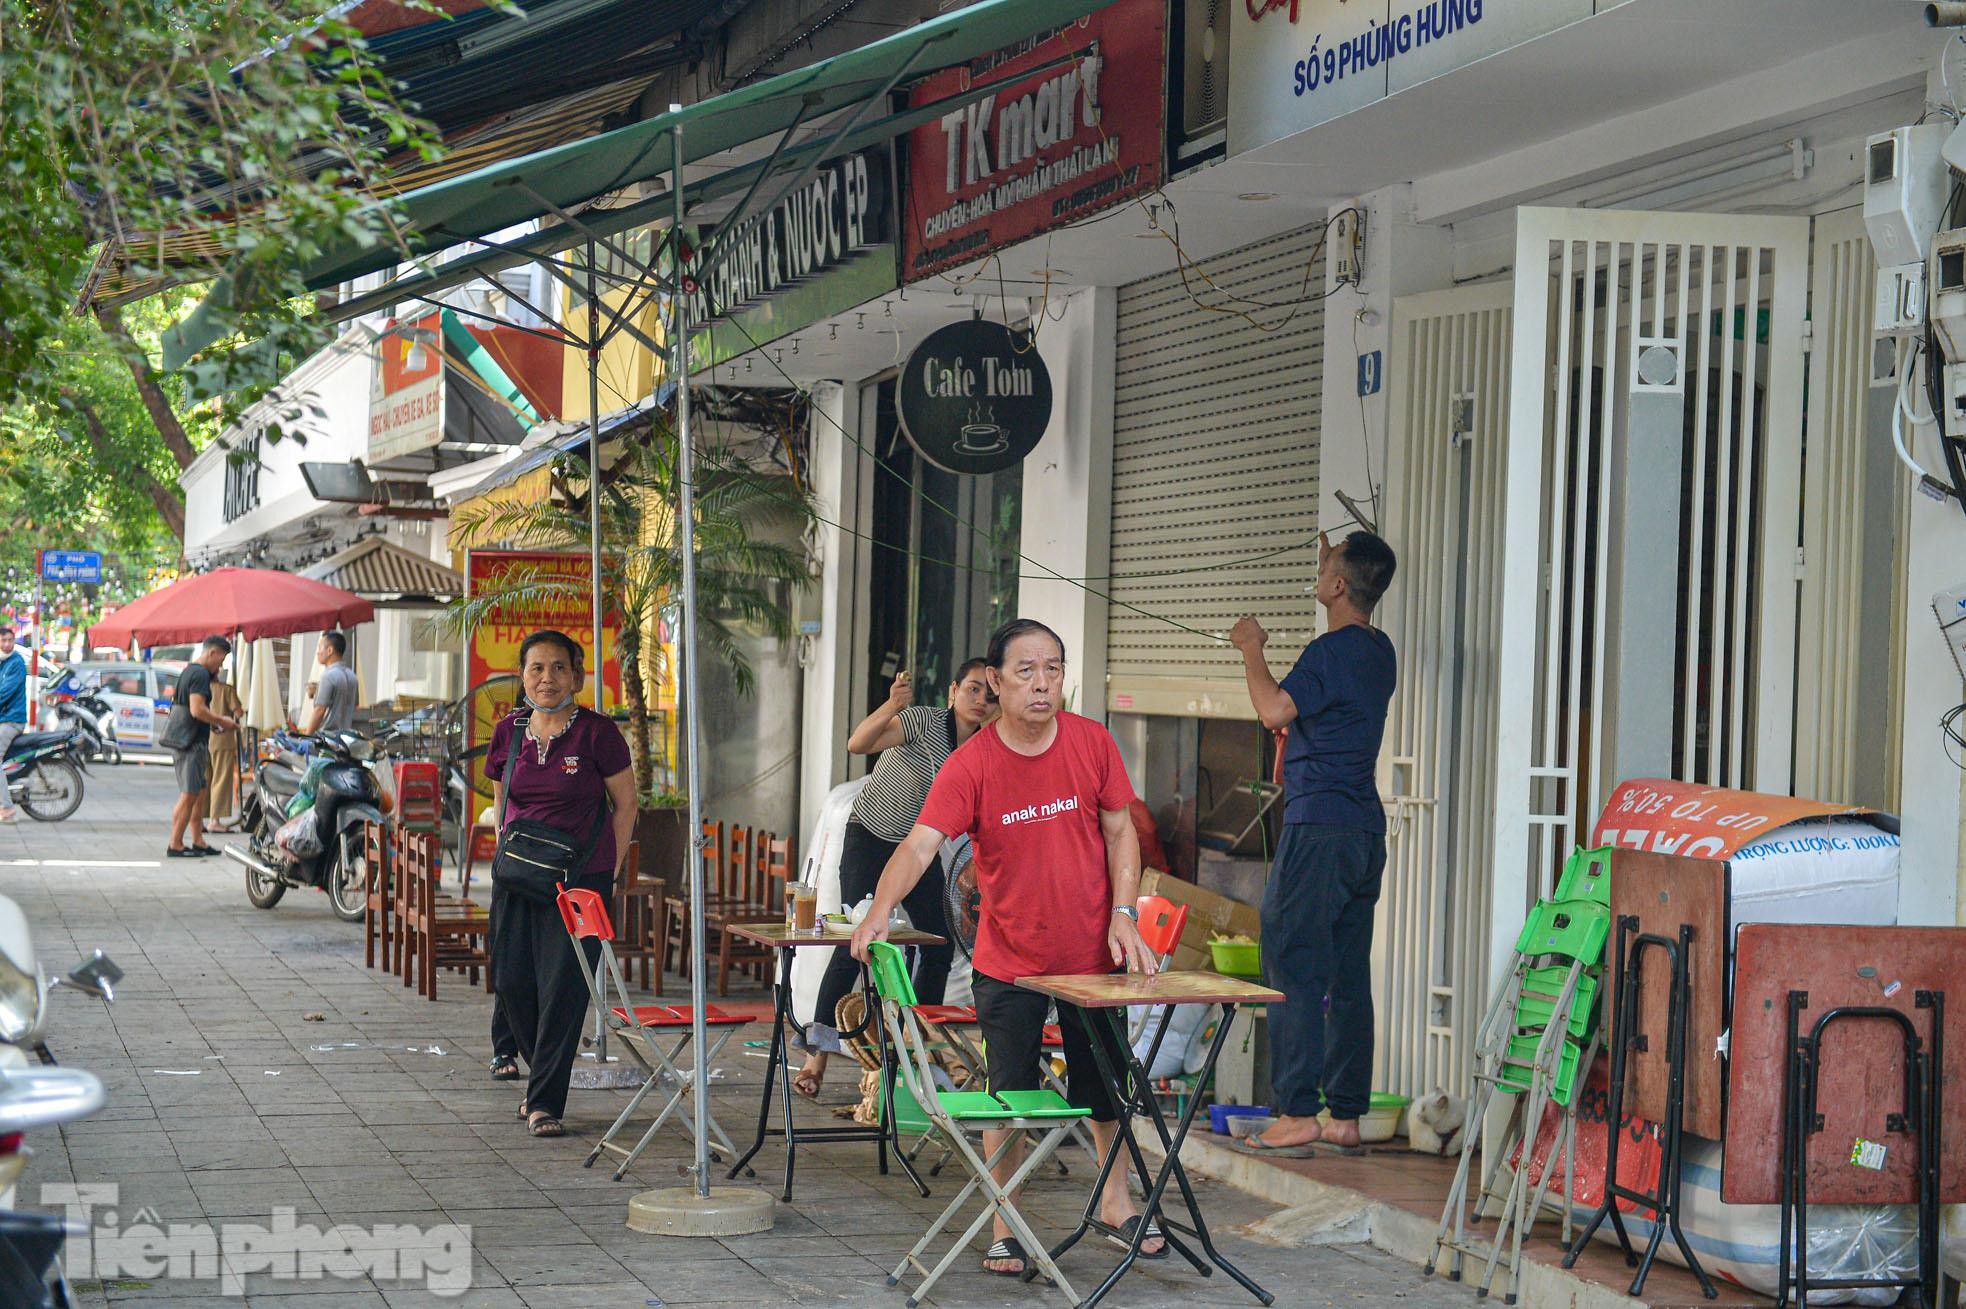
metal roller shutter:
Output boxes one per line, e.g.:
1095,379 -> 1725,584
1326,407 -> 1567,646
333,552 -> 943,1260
1106,223 -> 1325,718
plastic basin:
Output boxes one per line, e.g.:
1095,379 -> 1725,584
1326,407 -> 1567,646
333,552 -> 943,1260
1319,1092 -> 1412,1143
1209,939 -> 1262,978
1208,1103 -> 1271,1135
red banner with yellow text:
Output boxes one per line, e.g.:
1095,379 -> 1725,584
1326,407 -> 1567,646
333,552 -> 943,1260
465,550 -> 622,780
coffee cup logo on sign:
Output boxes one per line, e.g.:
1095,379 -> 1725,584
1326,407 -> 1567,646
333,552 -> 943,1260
898,319 -> 1054,475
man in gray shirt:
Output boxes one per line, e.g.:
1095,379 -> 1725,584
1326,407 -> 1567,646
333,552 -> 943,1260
303,631 -> 359,735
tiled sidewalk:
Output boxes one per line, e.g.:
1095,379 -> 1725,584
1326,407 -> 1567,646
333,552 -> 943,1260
3,764 -> 1429,1308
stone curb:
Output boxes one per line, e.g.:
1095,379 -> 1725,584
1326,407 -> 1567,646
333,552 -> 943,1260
1142,1131 -> 1651,1309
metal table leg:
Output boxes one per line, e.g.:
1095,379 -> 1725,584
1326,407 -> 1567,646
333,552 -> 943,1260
1050,1001 -> 1274,1309
725,947 -> 793,1188
721,944 -> 930,1200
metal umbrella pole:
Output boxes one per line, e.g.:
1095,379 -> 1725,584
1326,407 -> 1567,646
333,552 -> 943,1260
621,110 -> 770,1241
672,116 -> 713,1202
586,239 -> 606,718
585,240 -> 611,1068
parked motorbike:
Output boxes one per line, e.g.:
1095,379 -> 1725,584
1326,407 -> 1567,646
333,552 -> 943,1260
1,730 -> 86,823
225,729 -> 388,922
43,680 -> 115,769
0,892 -> 120,1308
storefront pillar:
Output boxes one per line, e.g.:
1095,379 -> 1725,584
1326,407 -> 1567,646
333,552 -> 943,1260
797,381 -> 865,846
1896,58 -> 1966,930
1896,489 -> 1966,927
1020,286 -> 1116,719
1316,185 -> 1453,541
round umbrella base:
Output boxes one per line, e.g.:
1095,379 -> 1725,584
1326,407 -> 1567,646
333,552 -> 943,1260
626,1186 -> 774,1237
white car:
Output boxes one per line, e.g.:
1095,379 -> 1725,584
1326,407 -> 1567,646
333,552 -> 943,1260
38,660 -> 188,751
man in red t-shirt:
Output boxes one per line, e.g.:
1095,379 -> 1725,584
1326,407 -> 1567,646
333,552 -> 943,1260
852,619 -> 1162,1276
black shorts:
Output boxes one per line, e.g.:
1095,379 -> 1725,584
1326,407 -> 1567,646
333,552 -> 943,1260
971,971 -> 1130,1123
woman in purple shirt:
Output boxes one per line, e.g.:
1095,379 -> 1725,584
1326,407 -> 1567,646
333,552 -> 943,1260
485,630 -> 636,1137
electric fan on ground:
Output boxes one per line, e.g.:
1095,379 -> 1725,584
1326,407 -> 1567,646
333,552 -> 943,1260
942,837 -> 979,959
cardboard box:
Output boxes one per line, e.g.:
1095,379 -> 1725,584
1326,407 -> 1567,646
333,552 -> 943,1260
1141,868 -> 1262,973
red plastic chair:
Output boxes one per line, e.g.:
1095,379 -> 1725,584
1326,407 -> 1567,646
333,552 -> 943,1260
556,886 -> 753,1180
1136,894 -> 1190,968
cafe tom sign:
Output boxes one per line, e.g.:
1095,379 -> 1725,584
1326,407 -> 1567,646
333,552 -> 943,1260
898,320 -> 1053,475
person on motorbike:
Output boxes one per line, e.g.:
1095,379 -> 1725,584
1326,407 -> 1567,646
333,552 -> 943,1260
166,637 -> 238,859
0,628 -> 24,824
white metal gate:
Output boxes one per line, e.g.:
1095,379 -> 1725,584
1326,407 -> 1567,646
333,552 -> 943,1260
1491,207 -> 1809,979
1377,281 -> 1513,1097
1795,206 -> 1911,810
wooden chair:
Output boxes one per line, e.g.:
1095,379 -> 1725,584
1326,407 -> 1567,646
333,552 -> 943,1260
711,827 -> 779,996
363,821 -> 394,975
611,840 -> 668,994
461,821 -> 497,898
661,819 -> 725,980
749,834 -> 795,983
395,830 -> 491,1001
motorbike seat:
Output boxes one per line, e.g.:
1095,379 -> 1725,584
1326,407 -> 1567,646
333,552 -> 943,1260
258,766 -> 302,800
6,731 -> 71,755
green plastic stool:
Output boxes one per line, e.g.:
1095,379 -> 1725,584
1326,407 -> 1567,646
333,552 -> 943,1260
1554,846 -> 1613,907
1499,1032 -> 1582,1107
1514,964 -> 1600,1040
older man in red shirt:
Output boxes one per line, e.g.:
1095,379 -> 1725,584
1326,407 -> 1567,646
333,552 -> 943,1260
853,617 -> 1161,1278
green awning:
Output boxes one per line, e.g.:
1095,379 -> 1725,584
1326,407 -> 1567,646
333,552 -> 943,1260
163,0 -> 1117,369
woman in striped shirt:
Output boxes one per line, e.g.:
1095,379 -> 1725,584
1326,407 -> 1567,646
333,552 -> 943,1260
794,659 -> 994,1098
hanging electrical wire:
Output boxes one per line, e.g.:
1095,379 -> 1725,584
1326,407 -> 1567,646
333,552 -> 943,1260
709,310 -> 1351,645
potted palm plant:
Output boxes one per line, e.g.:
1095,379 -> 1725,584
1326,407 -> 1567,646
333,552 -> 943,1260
446,406 -> 813,869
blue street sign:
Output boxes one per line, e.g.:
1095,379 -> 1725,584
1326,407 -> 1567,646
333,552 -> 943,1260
41,550 -> 103,585
1357,350 -> 1383,397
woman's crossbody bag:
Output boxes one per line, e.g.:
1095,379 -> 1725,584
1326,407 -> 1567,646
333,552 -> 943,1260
490,713 -> 607,902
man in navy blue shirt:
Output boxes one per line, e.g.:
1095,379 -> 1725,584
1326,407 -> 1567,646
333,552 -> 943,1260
0,626 -> 25,823
1228,530 -> 1397,1156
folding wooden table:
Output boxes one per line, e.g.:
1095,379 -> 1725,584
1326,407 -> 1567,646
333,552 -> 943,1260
723,921 -> 944,1201
1017,969 -> 1283,1309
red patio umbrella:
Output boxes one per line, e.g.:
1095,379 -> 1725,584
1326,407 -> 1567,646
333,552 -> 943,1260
90,567 -> 376,649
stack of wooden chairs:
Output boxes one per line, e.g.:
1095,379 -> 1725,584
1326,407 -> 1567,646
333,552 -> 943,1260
660,820 -> 796,996
360,821 -> 492,1001
362,808 -> 788,1003
365,820 -> 672,1005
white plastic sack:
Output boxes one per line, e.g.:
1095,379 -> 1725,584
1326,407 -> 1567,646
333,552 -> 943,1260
1571,1135 -> 1916,1305
790,779 -> 867,1028
1127,1002 -> 1216,1080
1728,816 -> 1901,931
274,808 -> 324,861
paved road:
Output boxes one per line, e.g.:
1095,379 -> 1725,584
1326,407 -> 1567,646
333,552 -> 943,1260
3,763 -> 1432,1307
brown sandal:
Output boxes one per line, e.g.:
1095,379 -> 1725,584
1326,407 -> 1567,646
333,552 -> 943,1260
527,1112 -> 566,1138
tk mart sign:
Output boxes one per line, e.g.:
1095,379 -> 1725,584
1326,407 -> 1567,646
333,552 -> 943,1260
901,0 -> 1164,281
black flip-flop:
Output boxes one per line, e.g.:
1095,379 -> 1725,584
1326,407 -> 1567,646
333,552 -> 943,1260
489,1057 -> 521,1081
1231,1135 -> 1320,1159
191,845 -> 220,856
166,848 -> 199,859
983,1238 -> 1029,1277
1311,1139 -> 1368,1157
1109,1215 -> 1167,1259
527,1113 -> 566,1138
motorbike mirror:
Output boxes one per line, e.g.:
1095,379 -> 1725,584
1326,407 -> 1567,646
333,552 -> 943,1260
55,950 -> 122,1004
0,1067 -> 106,1134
